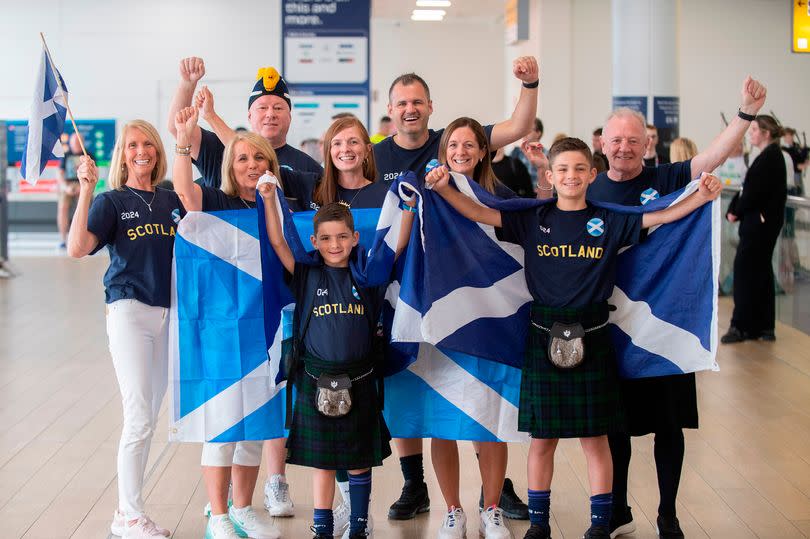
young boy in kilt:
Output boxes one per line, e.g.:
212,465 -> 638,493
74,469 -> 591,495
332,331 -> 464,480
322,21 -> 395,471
425,137 -> 721,539
259,178 -> 416,538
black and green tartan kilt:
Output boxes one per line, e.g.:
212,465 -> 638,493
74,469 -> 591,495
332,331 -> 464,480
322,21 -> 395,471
286,354 -> 392,470
518,302 -> 625,439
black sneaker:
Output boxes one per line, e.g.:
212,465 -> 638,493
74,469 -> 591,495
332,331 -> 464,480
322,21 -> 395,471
721,326 -> 749,344
387,479 -> 430,520
609,506 -> 636,538
583,525 -> 611,539
479,478 -> 530,519
310,524 -> 333,538
523,523 -> 552,539
656,515 -> 684,538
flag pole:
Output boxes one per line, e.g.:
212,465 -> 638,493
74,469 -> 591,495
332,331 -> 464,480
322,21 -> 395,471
38,32 -> 87,157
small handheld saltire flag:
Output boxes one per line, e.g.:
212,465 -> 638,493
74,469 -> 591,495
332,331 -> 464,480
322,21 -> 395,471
382,172 -> 719,441
169,210 -> 287,442
21,46 -> 69,184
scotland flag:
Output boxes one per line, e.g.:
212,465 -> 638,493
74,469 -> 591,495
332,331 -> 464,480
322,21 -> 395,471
382,172 -> 719,442
168,210 -> 287,442
21,47 -> 68,184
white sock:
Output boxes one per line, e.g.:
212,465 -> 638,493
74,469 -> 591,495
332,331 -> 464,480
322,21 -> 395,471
337,480 -> 351,504
230,506 -> 251,517
269,473 -> 286,485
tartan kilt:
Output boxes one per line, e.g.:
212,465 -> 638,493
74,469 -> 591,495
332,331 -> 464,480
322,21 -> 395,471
286,354 -> 392,469
518,302 -> 625,439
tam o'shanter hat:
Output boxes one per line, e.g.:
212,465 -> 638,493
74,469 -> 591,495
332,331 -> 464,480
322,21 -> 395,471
248,67 -> 291,110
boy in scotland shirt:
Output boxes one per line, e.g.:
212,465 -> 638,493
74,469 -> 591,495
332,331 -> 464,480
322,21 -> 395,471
259,177 -> 416,539
426,137 -> 721,539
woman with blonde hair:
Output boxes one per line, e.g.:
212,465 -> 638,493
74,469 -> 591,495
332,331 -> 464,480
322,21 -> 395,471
68,120 -> 182,538
669,137 -> 698,163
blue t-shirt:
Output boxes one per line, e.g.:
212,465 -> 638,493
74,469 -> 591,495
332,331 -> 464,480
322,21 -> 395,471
199,169 -> 317,212
497,203 -> 642,308
373,125 -> 494,184
308,180 -> 391,211
588,161 -> 692,206
193,128 -> 323,188
289,263 -> 384,363
87,187 -> 185,307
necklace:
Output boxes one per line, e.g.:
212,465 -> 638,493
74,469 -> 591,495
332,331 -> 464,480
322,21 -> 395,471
239,197 -> 253,209
126,186 -> 156,212
339,182 -> 371,208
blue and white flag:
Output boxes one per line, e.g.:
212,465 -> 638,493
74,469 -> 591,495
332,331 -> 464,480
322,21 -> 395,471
21,47 -> 68,184
382,172 -> 719,442
169,210 -> 287,442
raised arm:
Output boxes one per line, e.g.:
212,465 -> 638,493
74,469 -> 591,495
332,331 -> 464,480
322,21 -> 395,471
426,166 -> 502,228
66,156 -> 100,258
490,56 -> 540,150
258,179 -> 295,274
690,76 -> 767,176
642,173 -> 722,229
196,86 -> 237,147
395,196 -> 417,259
173,107 -> 204,211
167,57 -> 205,158
521,141 -> 553,194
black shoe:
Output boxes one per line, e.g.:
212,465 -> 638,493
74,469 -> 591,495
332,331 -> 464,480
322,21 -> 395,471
656,515 -> 684,538
310,525 -> 333,538
523,523 -> 552,539
759,330 -> 776,341
348,533 -> 369,539
583,525 -> 611,539
609,506 -> 636,537
720,326 -> 748,344
387,479 -> 430,520
479,478 -> 530,519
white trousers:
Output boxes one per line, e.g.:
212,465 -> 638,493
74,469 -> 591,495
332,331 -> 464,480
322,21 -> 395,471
201,441 -> 263,467
106,299 -> 169,519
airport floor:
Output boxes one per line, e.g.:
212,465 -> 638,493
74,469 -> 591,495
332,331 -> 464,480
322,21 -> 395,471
2,255 -> 810,538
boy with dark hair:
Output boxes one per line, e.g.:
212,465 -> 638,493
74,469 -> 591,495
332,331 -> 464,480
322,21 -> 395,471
259,180 -> 416,538
426,137 -> 721,539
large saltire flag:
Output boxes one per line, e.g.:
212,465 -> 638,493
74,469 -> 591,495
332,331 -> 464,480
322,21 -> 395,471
168,210 -> 287,442
382,172 -> 720,442
21,46 -> 68,184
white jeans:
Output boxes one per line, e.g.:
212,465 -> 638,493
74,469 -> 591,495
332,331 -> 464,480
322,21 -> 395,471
201,441 -> 263,467
106,299 -> 169,519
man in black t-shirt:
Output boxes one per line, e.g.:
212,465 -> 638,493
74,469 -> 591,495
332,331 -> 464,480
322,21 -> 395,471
376,57 -> 540,524
167,58 -> 322,189
592,76 -> 767,539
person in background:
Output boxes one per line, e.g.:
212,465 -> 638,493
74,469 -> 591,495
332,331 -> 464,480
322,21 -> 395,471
509,117 -> 544,186
669,137 -> 698,163
301,138 -> 323,164
592,127 -> 608,172
491,147 -> 533,198
643,124 -> 670,167
370,115 -> 395,144
723,115 -> 787,344
57,133 -> 93,249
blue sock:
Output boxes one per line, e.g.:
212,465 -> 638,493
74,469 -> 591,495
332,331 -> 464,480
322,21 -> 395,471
527,489 -> 551,527
348,470 -> 372,535
590,493 -> 612,528
400,454 -> 424,483
312,508 -> 333,536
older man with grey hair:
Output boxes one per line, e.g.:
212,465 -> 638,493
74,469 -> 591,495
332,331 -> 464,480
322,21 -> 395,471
587,76 -> 767,539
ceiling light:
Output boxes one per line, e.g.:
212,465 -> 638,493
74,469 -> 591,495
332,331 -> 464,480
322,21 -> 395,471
416,0 -> 451,7
411,9 -> 445,21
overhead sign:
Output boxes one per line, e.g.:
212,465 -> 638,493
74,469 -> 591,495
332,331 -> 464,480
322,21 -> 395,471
794,0 -> 810,53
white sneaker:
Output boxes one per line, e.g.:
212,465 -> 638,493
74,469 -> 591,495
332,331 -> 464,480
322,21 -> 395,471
110,510 -> 126,537
122,515 -> 170,538
438,507 -> 467,539
229,505 -> 281,539
479,506 -> 512,538
334,500 -> 352,536
205,514 -> 240,539
264,475 -> 295,517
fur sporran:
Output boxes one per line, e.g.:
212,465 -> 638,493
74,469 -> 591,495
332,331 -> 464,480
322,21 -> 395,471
547,322 -> 585,369
315,374 -> 352,417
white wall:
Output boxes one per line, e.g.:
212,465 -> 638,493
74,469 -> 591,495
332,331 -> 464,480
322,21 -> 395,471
2,0 -> 809,164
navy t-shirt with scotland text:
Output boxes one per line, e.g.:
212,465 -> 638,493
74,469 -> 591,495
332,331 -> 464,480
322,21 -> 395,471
87,187 -> 185,307
497,203 -> 642,308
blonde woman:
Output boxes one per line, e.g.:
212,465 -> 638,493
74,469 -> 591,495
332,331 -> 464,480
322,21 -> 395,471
68,120 -> 181,539
669,137 -> 698,163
